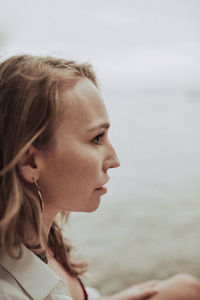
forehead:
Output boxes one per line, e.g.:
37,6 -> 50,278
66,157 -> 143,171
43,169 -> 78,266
58,79 -> 109,133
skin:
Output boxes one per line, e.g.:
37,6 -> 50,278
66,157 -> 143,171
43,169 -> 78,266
149,274 -> 200,300
39,78 -> 120,231
20,78 -> 200,300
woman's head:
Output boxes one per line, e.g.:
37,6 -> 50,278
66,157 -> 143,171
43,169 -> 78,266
35,78 -> 120,219
0,54 -> 119,255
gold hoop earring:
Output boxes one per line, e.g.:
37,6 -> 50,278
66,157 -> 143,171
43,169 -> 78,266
32,176 -> 44,211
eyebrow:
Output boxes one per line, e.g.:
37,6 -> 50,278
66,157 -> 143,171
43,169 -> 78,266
88,122 -> 110,132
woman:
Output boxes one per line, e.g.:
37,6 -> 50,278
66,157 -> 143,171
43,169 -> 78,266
0,54 -> 199,300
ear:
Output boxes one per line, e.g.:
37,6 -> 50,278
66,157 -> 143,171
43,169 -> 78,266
18,145 -> 40,183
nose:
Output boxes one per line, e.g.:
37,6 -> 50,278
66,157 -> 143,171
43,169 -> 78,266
103,141 -> 120,171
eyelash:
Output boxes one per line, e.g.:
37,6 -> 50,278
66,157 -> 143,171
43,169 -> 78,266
92,132 -> 105,145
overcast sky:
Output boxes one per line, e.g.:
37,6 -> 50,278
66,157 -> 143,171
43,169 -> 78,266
0,0 -> 200,94
0,0 -> 200,199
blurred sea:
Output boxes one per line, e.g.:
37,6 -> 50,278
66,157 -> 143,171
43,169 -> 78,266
66,92 -> 200,295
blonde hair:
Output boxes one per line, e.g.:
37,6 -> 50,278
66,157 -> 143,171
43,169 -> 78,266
0,54 -> 98,276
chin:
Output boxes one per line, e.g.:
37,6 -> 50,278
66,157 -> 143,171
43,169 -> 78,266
86,199 -> 101,213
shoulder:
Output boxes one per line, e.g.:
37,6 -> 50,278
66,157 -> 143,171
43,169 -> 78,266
0,266 -> 29,300
170,274 -> 200,299
153,273 -> 200,300
0,281 -> 29,300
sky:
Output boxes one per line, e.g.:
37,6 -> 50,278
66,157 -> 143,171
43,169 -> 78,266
0,0 -> 200,95
0,0 -> 199,206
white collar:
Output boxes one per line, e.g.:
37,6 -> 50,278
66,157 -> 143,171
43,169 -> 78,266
0,244 -> 62,300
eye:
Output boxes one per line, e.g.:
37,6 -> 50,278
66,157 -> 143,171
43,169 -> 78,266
92,132 -> 105,145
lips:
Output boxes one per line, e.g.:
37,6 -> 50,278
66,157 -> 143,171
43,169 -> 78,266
95,177 -> 110,190
95,186 -> 107,194
95,178 -> 109,194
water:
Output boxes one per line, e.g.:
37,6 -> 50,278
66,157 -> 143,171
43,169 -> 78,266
67,92 -> 200,295
103,92 -> 200,204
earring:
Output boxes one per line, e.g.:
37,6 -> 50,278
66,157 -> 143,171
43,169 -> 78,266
32,176 -> 44,211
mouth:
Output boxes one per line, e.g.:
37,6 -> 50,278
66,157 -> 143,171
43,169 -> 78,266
95,186 -> 107,194
95,178 -> 109,194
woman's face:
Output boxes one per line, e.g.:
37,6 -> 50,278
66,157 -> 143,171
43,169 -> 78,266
38,78 -> 120,213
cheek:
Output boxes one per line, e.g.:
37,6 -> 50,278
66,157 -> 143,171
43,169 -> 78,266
57,147 -> 101,188
40,145 -> 103,212
70,155 -> 101,185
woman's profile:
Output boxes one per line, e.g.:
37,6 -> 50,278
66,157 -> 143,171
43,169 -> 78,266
0,54 -> 200,300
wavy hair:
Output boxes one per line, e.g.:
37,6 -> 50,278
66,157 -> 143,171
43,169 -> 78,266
0,54 -> 98,276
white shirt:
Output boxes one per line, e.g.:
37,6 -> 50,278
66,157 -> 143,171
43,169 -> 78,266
0,245 -> 100,300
